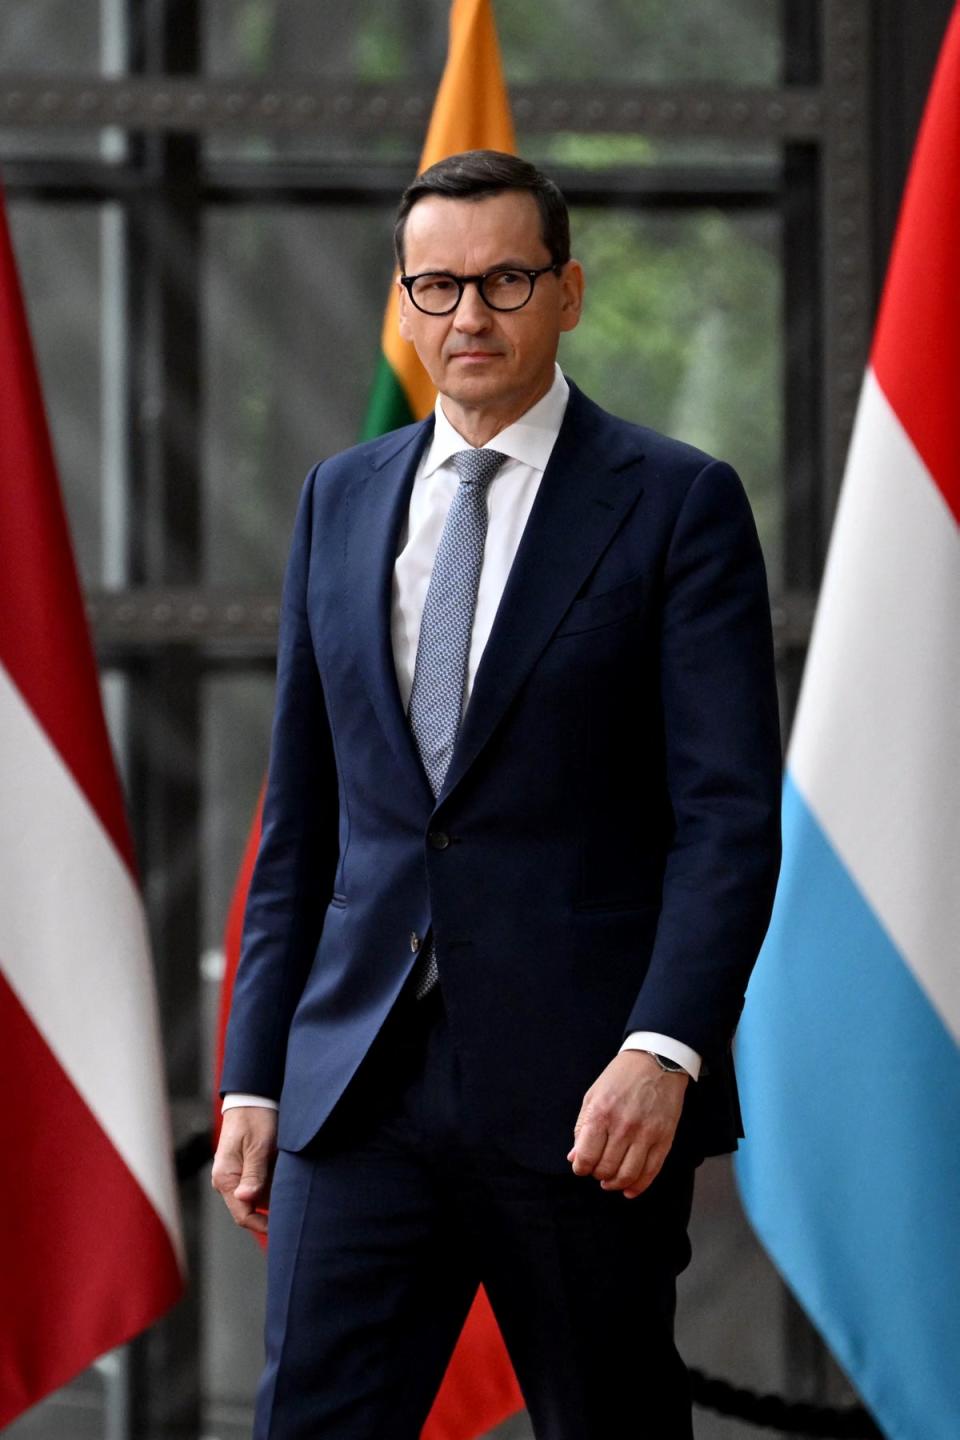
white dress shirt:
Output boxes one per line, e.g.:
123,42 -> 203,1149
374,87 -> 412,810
223,366 -> 699,1116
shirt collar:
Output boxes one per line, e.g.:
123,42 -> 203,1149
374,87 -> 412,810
421,364 -> 570,479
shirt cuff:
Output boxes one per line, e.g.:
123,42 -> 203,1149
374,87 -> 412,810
619,1032 -> 702,1080
221,1093 -> 279,1113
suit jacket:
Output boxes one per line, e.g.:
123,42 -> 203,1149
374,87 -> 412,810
221,379 -> 783,1170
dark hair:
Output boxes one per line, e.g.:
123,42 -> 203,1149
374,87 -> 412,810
393,149 -> 570,271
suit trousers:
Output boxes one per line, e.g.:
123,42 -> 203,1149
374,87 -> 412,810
254,985 -> 697,1440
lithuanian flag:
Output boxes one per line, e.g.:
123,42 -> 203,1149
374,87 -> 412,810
361,0 -> 516,440
216,4 -> 524,1435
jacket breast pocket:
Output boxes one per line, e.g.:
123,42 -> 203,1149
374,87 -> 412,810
553,574 -> 645,638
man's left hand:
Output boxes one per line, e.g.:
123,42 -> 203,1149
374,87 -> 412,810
567,1051 -> 689,1199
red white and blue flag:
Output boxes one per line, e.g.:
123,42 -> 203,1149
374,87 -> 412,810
0,187 -> 184,1423
736,8 -> 960,1436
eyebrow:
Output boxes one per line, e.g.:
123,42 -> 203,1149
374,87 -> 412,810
411,257 -> 544,274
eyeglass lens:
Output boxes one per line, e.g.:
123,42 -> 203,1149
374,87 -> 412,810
410,268 -> 535,314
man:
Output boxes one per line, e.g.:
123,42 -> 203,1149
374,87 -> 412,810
213,150 -> 782,1439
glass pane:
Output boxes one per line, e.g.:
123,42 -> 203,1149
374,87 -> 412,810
204,0 -> 783,162
0,0 -> 103,72
679,1155 -> 794,1438
204,0 -> 782,84
7,201 -> 128,587
561,205 -> 783,586
204,202 -> 781,590
201,671 -> 275,1431
504,0 -> 782,85
201,671 -> 275,952
203,0 -> 448,81
0,0 -> 128,159
1,1371 -> 106,1438
527,133 -> 781,173
0,128 -> 125,162
203,205 -> 396,590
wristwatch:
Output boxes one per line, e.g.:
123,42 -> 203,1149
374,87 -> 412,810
646,1051 -> 686,1074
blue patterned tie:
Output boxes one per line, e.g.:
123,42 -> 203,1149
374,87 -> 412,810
408,447 -> 507,995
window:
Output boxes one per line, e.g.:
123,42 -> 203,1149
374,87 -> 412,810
1,2 -> 871,1433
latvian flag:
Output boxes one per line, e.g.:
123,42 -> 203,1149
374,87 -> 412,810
0,186 -> 184,1423
736,7 -> 960,1438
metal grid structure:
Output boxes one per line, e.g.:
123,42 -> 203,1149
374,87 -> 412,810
2,2 -> 872,667
1,2 -> 876,1434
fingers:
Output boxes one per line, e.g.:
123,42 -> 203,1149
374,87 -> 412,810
568,1114 -> 630,1181
212,1108 -> 278,1235
234,1149 -> 271,1204
568,1051 -> 688,1197
571,1130 -> 668,1199
236,1206 -> 270,1237
567,1109 -> 609,1177
617,1141 -> 671,1199
599,1141 -> 649,1193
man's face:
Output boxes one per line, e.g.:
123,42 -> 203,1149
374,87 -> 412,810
397,190 -> 583,426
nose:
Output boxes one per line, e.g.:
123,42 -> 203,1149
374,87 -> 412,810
453,280 -> 492,333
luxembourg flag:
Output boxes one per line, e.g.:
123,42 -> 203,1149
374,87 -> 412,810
0,186 -> 184,1422
736,8 -> 960,1438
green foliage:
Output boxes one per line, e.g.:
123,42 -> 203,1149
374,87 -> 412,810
233,0 -> 275,69
355,12 -> 409,83
561,205 -> 782,580
496,0 -> 780,84
209,0 -> 780,85
202,2 -> 786,583
541,134 -> 659,168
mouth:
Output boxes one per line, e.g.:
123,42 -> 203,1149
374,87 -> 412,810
449,350 -> 502,362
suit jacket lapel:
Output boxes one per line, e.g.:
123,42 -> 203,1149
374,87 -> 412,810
348,417 -> 435,803
439,384 -> 647,804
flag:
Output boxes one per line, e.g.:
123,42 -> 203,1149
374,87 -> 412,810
0,186 -> 184,1423
215,3 -> 523,1434
360,0 -> 516,442
735,8 -> 960,1437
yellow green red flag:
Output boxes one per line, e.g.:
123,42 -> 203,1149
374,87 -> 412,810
360,0 -> 517,439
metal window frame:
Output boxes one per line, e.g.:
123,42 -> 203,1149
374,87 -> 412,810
0,2 -> 872,1434
0,5 -> 872,655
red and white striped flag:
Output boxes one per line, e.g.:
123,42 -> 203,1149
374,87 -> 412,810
0,186 -> 184,1424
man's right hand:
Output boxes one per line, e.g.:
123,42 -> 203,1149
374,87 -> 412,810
211,1107 -> 278,1237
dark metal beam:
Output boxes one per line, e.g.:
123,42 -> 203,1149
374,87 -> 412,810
85,585 -> 814,664
870,0 -> 954,295
782,143 -> 824,599
820,0 -> 872,511
0,76 -> 827,139
124,4 -> 205,1436
0,157 -> 784,208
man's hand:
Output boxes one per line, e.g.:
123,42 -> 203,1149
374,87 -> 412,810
212,1107 -> 279,1236
567,1051 -> 689,1199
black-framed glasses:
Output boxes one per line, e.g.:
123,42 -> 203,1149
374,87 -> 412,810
400,263 -> 561,315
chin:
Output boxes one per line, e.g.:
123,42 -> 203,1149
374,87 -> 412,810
443,377 -> 505,406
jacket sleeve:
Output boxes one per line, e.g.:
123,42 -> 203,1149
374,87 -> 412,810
220,465 -> 340,1098
623,459 -> 782,1068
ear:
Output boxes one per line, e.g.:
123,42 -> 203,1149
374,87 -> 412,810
397,277 -> 414,342
557,259 -> 585,334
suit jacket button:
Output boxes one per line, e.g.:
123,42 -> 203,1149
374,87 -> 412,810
410,932 -> 421,953
428,830 -> 450,850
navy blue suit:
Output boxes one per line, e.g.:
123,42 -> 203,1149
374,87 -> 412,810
221,379 -> 782,1437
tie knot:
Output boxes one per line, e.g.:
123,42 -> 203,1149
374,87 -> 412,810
451,448 -> 507,491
